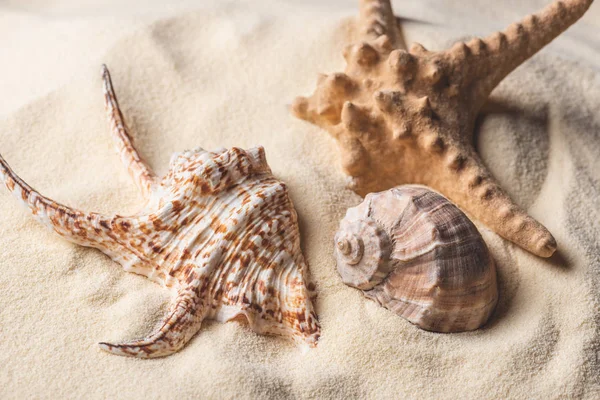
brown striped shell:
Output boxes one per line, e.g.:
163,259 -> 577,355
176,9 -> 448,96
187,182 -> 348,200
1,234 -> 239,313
292,0 -> 595,258
334,185 -> 498,332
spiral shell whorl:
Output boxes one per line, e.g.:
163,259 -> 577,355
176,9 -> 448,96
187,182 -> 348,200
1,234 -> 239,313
334,217 -> 392,290
335,233 -> 363,265
334,185 -> 498,333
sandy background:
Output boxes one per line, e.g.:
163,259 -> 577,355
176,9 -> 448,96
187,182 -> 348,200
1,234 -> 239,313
0,0 -> 599,398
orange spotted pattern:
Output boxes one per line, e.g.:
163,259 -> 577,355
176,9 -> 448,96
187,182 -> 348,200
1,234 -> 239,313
0,66 -> 320,358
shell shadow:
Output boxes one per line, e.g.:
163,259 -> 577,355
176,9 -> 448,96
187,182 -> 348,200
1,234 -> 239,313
394,16 -> 438,50
478,242 -> 519,331
545,248 -> 572,271
474,97 -> 551,210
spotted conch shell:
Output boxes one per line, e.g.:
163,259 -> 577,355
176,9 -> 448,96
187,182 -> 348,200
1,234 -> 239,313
0,65 -> 320,358
334,185 -> 498,332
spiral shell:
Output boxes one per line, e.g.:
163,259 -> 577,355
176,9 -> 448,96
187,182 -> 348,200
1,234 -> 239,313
334,185 -> 498,333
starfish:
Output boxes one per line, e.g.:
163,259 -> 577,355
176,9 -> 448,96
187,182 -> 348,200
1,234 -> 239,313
0,65 -> 320,358
292,0 -> 593,258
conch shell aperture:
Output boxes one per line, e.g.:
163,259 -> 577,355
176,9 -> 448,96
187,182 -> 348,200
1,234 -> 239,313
293,0 -> 595,258
335,185 -> 498,333
0,65 -> 320,358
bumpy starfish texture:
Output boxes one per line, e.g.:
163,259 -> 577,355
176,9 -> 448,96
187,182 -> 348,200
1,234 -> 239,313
0,65 -> 320,358
292,0 -> 594,258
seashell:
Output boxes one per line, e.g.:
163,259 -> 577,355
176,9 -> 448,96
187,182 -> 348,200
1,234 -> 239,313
0,65 -> 320,358
334,185 -> 498,332
292,0 -> 594,258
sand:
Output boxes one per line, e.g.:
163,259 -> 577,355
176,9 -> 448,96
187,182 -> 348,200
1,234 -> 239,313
0,0 -> 599,398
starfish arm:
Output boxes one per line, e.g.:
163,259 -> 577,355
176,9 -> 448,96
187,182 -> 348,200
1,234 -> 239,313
102,65 -> 156,198
99,284 -> 205,358
428,147 -> 557,257
448,0 -> 594,106
358,0 -> 404,48
0,153 -> 122,249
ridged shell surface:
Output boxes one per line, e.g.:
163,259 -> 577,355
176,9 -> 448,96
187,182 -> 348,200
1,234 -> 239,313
335,185 -> 498,333
289,0 -> 600,258
0,66 -> 320,358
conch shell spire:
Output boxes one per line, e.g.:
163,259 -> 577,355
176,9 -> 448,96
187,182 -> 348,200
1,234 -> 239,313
0,154 -> 119,251
0,65 -> 320,358
293,0 -> 594,258
102,64 -> 156,197
0,66 -> 160,253
99,285 -> 205,357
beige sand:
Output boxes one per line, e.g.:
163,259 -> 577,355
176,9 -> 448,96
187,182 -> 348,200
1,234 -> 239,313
0,0 -> 599,398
